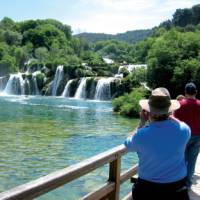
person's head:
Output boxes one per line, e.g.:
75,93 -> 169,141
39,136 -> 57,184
176,95 -> 185,101
185,82 -> 197,97
139,87 -> 180,121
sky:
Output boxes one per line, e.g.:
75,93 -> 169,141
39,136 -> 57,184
0,0 -> 199,34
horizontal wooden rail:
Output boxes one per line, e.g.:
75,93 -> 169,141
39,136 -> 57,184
81,165 -> 138,200
120,165 -> 138,184
0,144 -> 138,200
81,182 -> 115,200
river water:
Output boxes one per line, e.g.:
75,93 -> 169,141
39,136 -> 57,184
0,96 -> 138,199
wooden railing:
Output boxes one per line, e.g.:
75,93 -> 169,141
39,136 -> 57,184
0,144 -> 138,200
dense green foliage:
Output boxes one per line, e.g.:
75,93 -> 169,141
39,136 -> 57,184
112,4 -> 200,116
121,4 -> 200,99
93,40 -> 135,63
0,17 -> 119,77
0,18 -> 74,75
112,87 -> 149,117
76,29 -> 153,44
147,28 -> 200,97
160,4 -> 200,29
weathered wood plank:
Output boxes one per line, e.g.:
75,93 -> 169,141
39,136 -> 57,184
81,182 -> 115,200
120,165 -> 138,184
108,158 -> 121,200
0,145 -> 127,200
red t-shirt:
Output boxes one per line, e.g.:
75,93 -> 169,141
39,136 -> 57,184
174,98 -> 200,136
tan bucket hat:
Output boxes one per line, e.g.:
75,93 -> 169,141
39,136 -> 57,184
139,87 -> 180,115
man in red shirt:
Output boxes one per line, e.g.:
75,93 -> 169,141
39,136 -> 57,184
174,82 -> 200,188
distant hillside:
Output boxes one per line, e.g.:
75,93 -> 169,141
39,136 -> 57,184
75,29 -> 153,44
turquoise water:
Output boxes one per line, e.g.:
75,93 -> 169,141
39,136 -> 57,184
0,96 -> 138,199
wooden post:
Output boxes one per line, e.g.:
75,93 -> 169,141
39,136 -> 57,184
107,157 -> 121,200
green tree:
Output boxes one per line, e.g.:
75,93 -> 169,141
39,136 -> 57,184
22,24 -> 67,49
0,42 -> 9,59
0,17 -> 16,30
172,59 -> 200,96
173,8 -> 193,27
35,47 -> 49,63
147,30 -> 181,91
0,55 -> 17,76
2,30 -> 22,45
13,47 -> 28,69
112,87 -> 148,117
192,4 -> 200,25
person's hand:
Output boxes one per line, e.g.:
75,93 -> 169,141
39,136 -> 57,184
138,109 -> 149,128
129,109 -> 149,136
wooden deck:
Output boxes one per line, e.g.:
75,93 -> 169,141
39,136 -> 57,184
189,154 -> 200,199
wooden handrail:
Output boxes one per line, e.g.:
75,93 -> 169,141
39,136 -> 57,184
0,144 -> 138,200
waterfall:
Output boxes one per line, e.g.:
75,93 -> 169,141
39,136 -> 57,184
62,80 -> 73,97
52,65 -> 64,96
3,73 -> 25,95
74,78 -> 87,99
94,78 -> 114,100
32,71 -> 40,95
24,78 -> 30,95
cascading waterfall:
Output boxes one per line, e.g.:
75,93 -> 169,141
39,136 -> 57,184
94,78 -> 114,100
3,73 -> 25,95
24,78 -> 30,95
62,80 -> 73,97
52,65 -> 64,96
32,71 -> 40,95
74,78 -> 87,99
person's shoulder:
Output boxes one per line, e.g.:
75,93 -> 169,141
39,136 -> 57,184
178,121 -> 191,132
171,119 -> 189,129
179,98 -> 188,105
196,99 -> 200,105
179,121 -> 191,138
136,125 -> 150,136
138,124 -> 150,131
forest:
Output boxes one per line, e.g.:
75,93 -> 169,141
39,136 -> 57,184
75,29 -> 153,44
0,4 -> 200,117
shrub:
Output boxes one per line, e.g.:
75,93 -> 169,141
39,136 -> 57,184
112,87 -> 149,117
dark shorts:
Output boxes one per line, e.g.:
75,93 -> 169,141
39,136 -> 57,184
132,178 -> 189,200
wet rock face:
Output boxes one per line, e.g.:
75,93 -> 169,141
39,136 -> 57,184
85,77 -> 97,99
56,77 -> 68,96
44,81 -> 53,96
69,79 -> 79,97
110,79 -> 121,98
0,76 -> 9,91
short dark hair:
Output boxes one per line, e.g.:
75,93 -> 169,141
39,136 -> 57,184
185,82 -> 197,95
151,113 -> 170,121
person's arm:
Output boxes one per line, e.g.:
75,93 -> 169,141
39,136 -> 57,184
129,109 -> 149,136
125,130 -> 139,152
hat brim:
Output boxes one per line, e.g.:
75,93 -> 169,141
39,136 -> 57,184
139,99 -> 180,115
